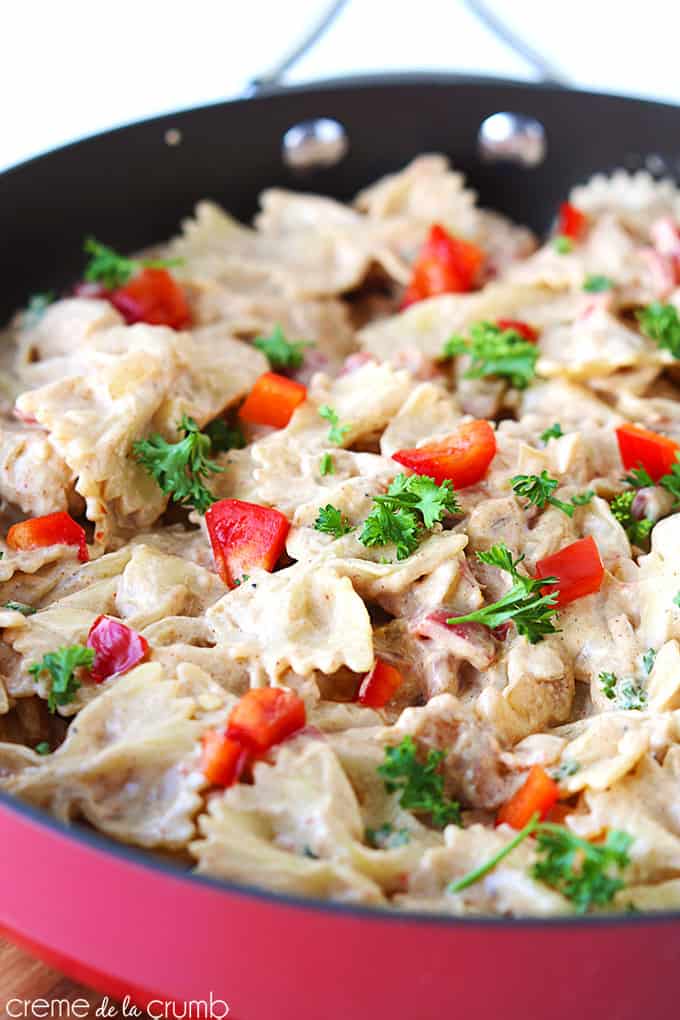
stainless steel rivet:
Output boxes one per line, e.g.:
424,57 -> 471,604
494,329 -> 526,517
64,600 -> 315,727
164,128 -> 182,146
282,118 -> 348,171
477,112 -> 547,167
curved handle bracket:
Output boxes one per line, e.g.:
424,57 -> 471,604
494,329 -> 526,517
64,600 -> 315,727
246,0 -> 568,95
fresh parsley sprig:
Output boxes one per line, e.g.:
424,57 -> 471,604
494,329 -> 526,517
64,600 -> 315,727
449,812 -> 633,912
446,544 -> 560,644
512,472 -> 594,517
659,459 -> 680,505
319,405 -> 351,446
253,324 -> 311,371
314,504 -> 354,539
83,238 -> 182,290
598,671 -> 647,710
133,414 -> 222,514
609,491 -> 654,546
622,465 -> 654,489
637,302 -> 680,359
359,474 -> 460,561
29,645 -> 95,713
372,473 -> 461,528
360,502 -> 420,560
443,321 -> 538,389
378,735 -> 461,829
533,823 -> 633,912
511,471 -> 575,517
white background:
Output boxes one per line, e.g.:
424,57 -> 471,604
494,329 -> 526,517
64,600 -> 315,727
1,0 -> 678,171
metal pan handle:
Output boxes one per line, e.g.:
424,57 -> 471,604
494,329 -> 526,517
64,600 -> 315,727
248,0 -> 567,95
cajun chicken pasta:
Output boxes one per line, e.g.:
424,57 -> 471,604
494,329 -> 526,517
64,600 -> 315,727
2,155 -> 680,916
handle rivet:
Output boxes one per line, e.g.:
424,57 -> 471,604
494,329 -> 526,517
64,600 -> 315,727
282,118 -> 348,171
478,112 -> 546,167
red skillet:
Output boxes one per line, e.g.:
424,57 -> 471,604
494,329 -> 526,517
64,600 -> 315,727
2,13 -> 680,1019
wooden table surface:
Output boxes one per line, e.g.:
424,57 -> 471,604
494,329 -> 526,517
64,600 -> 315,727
0,938 -> 106,1018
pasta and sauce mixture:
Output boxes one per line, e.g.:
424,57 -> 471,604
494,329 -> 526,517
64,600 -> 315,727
2,156 -> 680,916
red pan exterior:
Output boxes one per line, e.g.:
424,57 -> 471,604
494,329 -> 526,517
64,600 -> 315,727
1,794 -> 678,1020
3,76 -> 680,1017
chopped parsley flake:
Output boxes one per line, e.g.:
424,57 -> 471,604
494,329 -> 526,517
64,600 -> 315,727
35,742 -> 51,755
365,823 -> 411,850
550,760 -> 581,782
609,491 -> 654,546
25,292 -> 55,325
598,671 -> 647,710
553,235 -> 573,254
319,453 -> 334,476
642,648 -> 657,675
540,423 -> 563,443
637,302 -> 680,359
583,274 -> 613,293
253,324 -> 311,371
378,735 -> 461,829
3,601 -> 36,616
319,405 -> 351,446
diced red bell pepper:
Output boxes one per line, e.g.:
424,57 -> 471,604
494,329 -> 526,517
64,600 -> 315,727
205,498 -> 290,588
238,371 -> 307,429
615,422 -> 680,482
496,765 -> 559,829
401,224 -> 485,308
226,687 -> 306,754
200,729 -> 249,788
108,267 -> 191,330
557,202 -> 588,241
393,419 -> 496,488
496,318 -> 539,343
7,512 -> 88,563
535,535 -> 604,608
86,615 -> 149,683
358,658 -> 404,709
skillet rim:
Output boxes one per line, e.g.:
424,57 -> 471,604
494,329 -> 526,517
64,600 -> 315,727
5,70 -> 680,178
3,70 -> 680,929
4,786 -> 680,928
